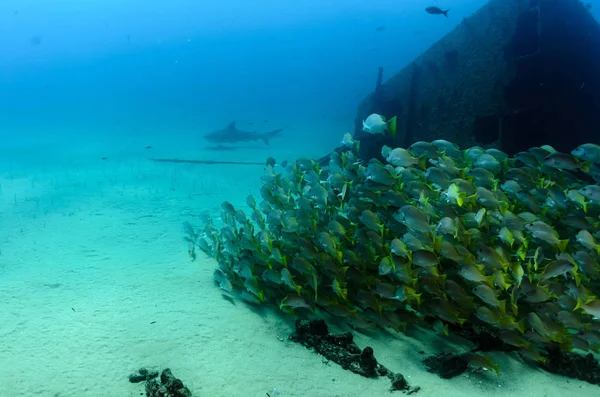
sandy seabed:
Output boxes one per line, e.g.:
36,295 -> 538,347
0,139 -> 597,397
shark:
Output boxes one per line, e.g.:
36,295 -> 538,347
203,121 -> 283,145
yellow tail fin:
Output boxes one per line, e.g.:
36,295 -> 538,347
386,116 -> 397,137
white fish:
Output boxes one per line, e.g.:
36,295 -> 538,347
362,113 -> 397,136
341,132 -> 360,153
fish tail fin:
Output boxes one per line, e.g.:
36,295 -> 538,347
386,116 -> 397,137
574,297 -> 583,312
354,140 -> 360,154
558,239 -> 569,253
499,299 -> 507,314
456,192 -> 465,207
581,161 -> 591,172
262,128 -> 284,145
443,9 -> 449,18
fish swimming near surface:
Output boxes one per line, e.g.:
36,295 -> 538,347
203,121 -> 283,145
425,6 -> 449,18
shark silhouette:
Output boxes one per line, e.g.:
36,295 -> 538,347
203,121 -> 283,145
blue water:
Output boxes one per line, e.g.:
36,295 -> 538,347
0,0 -> 494,154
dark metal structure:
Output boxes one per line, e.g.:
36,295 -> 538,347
352,0 -> 600,161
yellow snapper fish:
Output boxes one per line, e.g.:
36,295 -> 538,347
362,113 -> 397,137
384,146 -> 426,169
572,143 -> 600,164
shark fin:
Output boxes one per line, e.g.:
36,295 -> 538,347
261,128 -> 283,145
226,121 -> 237,132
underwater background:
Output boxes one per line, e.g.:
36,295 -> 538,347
0,0 -> 492,155
2,1 -> 600,396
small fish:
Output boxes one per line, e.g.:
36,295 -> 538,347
262,269 -> 282,284
458,263 -> 493,285
425,6 -> 449,18
265,157 -> 277,168
341,132 -> 360,153
539,258 -> 575,281
514,151 -> 540,168
214,269 -> 233,293
467,167 -> 497,188
493,270 -> 511,290
281,268 -> 301,294
327,220 -> 348,239
573,251 -> 600,279
360,210 -> 384,234
362,113 -> 397,137
572,143 -> 600,163
433,319 -> 449,336
576,230 -> 600,254
436,217 -> 458,237
431,156 -> 463,177
188,241 -> 196,260
432,139 -> 461,158
464,353 -> 500,376
527,312 -> 551,337
366,161 -> 398,186
464,146 -> 486,163
473,284 -> 504,311
486,148 -> 508,161
567,189 -> 588,212
579,184 -> 600,202
543,152 -> 587,171
332,278 -> 348,300
556,310 -> 588,330
525,221 -> 569,252
385,147 -> 425,168
425,167 -> 451,189
246,195 -> 257,209
498,227 -> 515,247
379,256 -> 395,275
389,238 -> 412,259
280,294 -> 312,310
412,250 -> 439,267
409,141 -> 438,158
395,205 -> 431,234
500,180 -> 522,196
477,246 -> 509,270
476,187 -> 506,210
445,183 -> 469,207
474,154 -> 501,173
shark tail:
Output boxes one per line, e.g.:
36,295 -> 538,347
261,128 -> 284,145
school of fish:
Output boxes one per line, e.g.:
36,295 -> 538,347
185,138 -> 600,372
